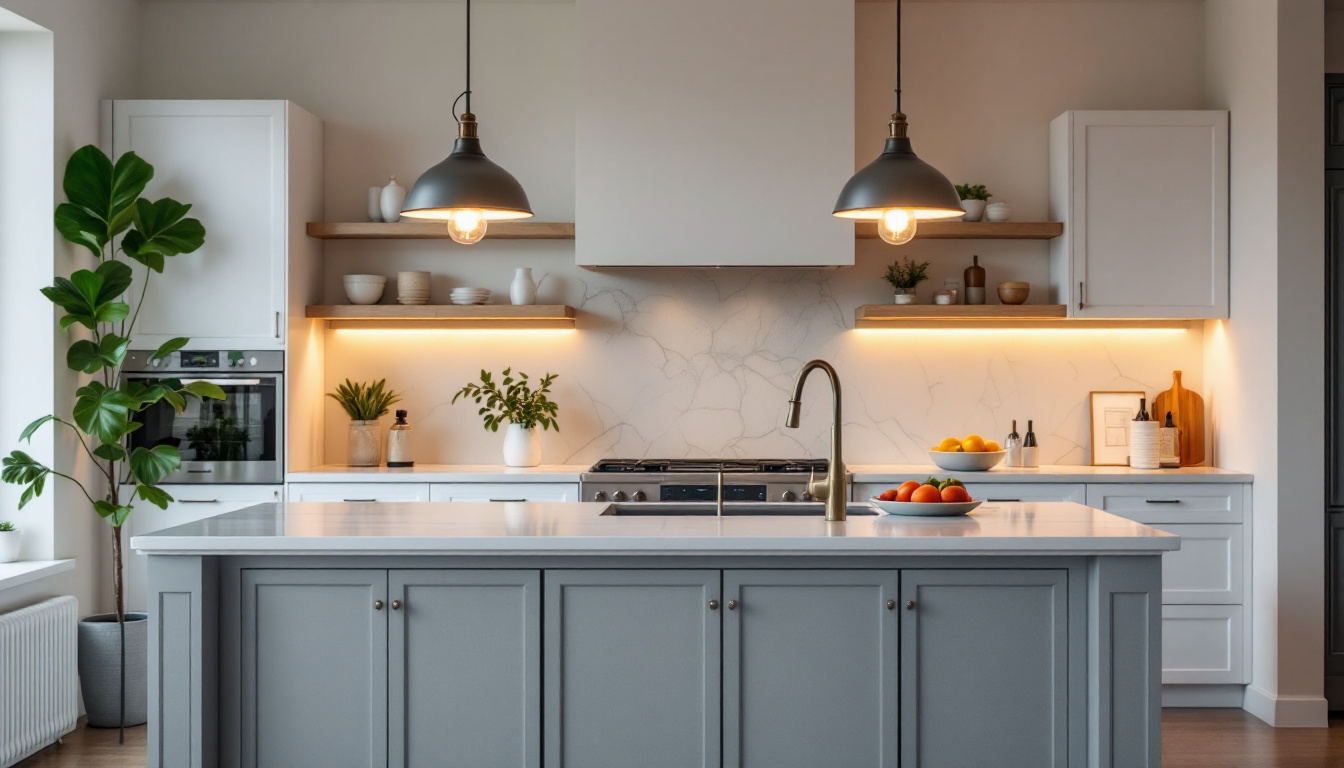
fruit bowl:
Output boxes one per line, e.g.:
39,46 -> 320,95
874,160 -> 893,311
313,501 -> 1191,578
927,450 -> 1006,472
868,498 -> 982,517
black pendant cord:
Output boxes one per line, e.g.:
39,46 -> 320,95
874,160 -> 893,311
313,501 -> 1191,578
894,0 -> 902,114
451,0 -> 473,125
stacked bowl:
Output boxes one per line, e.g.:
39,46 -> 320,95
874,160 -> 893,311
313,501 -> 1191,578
397,271 -> 431,305
450,287 -> 491,305
343,274 -> 386,305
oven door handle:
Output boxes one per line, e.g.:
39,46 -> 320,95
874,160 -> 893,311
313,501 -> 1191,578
177,378 -> 265,386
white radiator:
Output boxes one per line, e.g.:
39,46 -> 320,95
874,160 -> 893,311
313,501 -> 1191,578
0,596 -> 78,767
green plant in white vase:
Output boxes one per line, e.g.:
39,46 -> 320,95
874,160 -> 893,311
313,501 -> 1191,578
327,379 -> 402,467
0,520 -> 19,564
884,257 -> 931,305
955,183 -> 992,221
453,369 -> 559,467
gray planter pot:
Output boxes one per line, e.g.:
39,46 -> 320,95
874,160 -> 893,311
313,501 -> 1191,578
78,613 -> 148,727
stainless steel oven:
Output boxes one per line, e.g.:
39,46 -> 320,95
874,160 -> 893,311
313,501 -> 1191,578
122,350 -> 283,484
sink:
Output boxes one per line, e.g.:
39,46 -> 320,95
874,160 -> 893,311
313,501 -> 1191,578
604,502 -> 876,517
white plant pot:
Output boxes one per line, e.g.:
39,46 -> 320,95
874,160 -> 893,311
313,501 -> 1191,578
893,291 -> 917,305
503,424 -> 542,467
510,268 -> 538,306
985,202 -> 1011,222
348,420 -> 381,467
961,199 -> 986,222
0,530 -> 20,563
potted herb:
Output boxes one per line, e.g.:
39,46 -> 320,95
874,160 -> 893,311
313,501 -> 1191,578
453,369 -> 559,467
327,379 -> 402,467
1,146 -> 216,737
0,521 -> 18,564
884,257 -> 931,304
955,183 -> 992,222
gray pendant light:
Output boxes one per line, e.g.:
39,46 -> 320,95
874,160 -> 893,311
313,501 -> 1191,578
401,0 -> 532,244
833,0 -> 962,244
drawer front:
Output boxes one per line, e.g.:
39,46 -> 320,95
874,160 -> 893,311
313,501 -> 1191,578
286,482 -> 431,502
852,482 -> 1084,504
429,483 -> 579,502
1146,523 -> 1244,604
1162,605 -> 1246,684
1085,483 -> 1244,523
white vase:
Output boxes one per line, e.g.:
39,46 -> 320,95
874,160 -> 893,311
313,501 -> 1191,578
348,420 -> 381,467
367,187 -> 384,222
380,176 -> 406,223
503,423 -> 542,467
510,268 -> 538,306
961,199 -> 986,222
0,530 -> 19,563
893,290 -> 917,305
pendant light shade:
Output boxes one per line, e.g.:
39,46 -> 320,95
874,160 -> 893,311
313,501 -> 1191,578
833,0 -> 961,244
401,0 -> 532,243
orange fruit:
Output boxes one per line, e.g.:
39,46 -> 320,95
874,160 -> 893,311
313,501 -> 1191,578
984,440 -> 1002,452
961,435 -> 986,453
895,480 -> 921,502
936,437 -> 962,452
911,484 -> 942,503
940,485 -> 971,503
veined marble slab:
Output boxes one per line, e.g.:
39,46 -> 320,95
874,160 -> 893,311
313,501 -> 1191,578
131,501 -> 1179,557
286,464 -> 588,483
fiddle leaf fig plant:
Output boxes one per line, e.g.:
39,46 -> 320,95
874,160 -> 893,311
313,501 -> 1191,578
453,368 -> 560,432
0,145 -> 220,738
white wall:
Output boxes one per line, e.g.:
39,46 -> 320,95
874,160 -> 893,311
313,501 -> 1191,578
0,0 -> 142,617
1204,0 -> 1328,727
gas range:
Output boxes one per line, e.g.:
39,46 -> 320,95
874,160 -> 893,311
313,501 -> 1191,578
580,459 -> 844,504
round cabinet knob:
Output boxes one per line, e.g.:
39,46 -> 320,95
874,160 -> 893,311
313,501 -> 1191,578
709,600 -> 719,611
886,600 -> 896,611
632,490 -> 647,502
593,491 -> 608,502
391,599 -> 402,611
780,490 -> 798,502
374,600 -> 384,611
727,600 -> 739,611
905,600 -> 916,611
612,491 -> 629,502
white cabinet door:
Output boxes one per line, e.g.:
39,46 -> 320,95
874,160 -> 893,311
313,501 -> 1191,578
1162,605 -> 1246,684
429,483 -> 578,503
961,483 -> 1086,504
110,100 -> 287,349
125,484 -> 281,612
286,483 -> 431,503
1049,111 -> 1228,318
1085,483 -> 1242,524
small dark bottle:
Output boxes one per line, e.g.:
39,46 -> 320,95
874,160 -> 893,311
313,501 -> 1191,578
1134,397 -> 1151,422
1022,420 -> 1039,467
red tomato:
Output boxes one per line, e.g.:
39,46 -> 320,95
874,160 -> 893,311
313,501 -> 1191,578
910,484 -> 942,504
879,489 -> 899,502
895,480 -> 921,502
940,485 -> 971,503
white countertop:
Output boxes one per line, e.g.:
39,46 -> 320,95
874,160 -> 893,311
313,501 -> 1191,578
286,463 -> 1249,484
131,501 -> 1179,557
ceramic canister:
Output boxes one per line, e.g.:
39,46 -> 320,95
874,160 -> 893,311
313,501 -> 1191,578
380,176 -> 406,223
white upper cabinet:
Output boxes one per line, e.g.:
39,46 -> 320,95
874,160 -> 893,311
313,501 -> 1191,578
575,0 -> 854,266
1049,111 -> 1228,318
109,100 -> 320,349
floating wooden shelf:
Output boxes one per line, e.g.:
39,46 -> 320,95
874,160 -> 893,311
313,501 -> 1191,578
854,305 -> 1194,329
854,221 -> 1064,240
306,221 -> 576,240
306,304 -> 576,330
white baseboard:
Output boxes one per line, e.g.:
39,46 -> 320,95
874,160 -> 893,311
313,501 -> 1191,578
1242,685 -> 1330,727
1162,684 -> 1245,707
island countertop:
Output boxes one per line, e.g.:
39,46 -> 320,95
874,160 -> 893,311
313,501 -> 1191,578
131,501 -> 1179,557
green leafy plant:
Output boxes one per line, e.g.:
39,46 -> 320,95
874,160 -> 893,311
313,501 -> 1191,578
327,379 -> 402,421
955,183 -> 991,201
0,521 -> 15,532
884,257 -> 931,292
0,145 -> 219,738
453,369 -> 560,432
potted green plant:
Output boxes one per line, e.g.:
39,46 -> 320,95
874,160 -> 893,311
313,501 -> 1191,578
327,379 -> 402,467
884,257 -> 931,304
453,369 -> 559,467
955,183 -> 992,222
0,521 -> 19,563
0,146 -> 218,737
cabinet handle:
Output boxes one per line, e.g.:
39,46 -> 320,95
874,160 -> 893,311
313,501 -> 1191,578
905,600 -> 916,611
275,311 -> 281,339
1078,281 -> 1084,311
374,600 -> 384,611
489,499 -> 527,503
343,499 -> 377,503
709,600 -> 719,611
728,599 -> 738,610
886,600 -> 896,610
1144,499 -> 1181,504
391,599 -> 402,611
987,498 -> 1021,503
178,499 -> 219,504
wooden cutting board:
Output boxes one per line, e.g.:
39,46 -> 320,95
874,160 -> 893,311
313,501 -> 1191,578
1152,370 -> 1205,466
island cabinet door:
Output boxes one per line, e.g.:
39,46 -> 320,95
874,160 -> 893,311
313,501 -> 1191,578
900,569 -> 1069,768
722,570 -> 899,768
544,570 -> 721,768
388,570 -> 541,768
240,569 -> 389,768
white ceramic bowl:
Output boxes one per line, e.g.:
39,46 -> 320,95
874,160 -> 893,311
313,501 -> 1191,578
868,498 -> 982,517
344,274 -> 386,284
927,450 -> 1006,472
344,281 -> 386,305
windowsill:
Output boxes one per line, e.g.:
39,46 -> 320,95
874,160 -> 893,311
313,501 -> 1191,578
0,559 -> 75,592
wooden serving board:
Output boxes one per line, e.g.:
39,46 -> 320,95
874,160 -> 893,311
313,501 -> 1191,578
1152,371 -> 1205,466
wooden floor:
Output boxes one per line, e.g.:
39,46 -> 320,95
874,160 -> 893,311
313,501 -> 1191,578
14,710 -> 1344,767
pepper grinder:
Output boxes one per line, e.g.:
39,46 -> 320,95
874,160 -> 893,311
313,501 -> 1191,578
964,255 -> 986,305
386,410 -> 414,468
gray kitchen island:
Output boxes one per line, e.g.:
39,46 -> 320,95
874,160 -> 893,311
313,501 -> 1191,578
132,500 -> 1178,768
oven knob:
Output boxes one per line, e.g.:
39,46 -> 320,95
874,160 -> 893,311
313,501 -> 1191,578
592,491 -> 608,502
249,357 -> 258,367
149,358 -> 160,367
632,490 -> 647,502
612,491 -> 629,502
781,490 -> 798,502
802,491 -> 815,502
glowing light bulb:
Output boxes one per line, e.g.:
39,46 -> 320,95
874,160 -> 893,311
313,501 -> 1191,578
877,209 -> 917,245
446,210 -> 488,244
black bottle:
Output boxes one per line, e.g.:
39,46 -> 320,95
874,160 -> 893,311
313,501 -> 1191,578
1022,420 -> 1039,467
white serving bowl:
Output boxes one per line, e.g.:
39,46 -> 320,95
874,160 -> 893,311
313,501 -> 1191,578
344,274 -> 386,283
868,498 -> 982,517
927,450 -> 1006,472
343,278 -> 386,305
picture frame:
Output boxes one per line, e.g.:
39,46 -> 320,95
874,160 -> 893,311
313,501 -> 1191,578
1088,391 -> 1145,466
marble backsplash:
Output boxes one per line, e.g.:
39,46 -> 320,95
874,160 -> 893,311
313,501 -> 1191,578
319,239 -> 1205,466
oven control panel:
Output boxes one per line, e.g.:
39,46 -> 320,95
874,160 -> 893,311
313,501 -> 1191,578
123,349 -> 285,373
